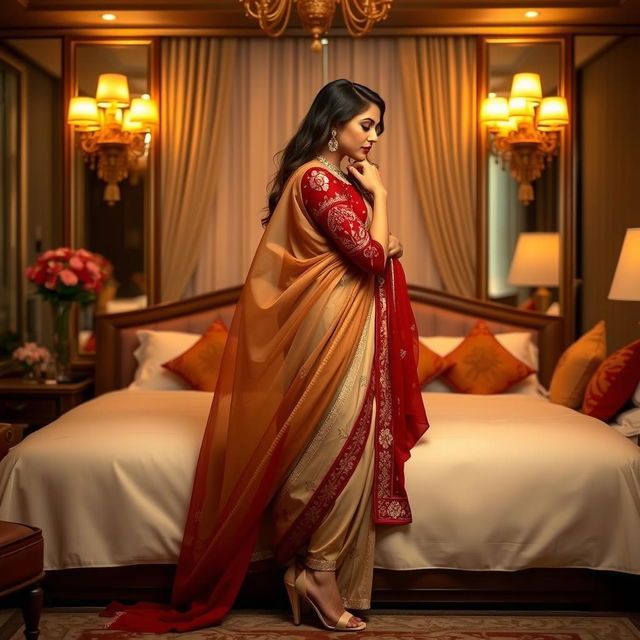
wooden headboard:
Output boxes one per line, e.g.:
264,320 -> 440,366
95,284 -> 564,395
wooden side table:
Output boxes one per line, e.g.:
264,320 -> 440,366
0,377 -> 94,433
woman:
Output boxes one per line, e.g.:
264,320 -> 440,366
105,78 -> 428,634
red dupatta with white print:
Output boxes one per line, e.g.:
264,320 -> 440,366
102,162 -> 428,633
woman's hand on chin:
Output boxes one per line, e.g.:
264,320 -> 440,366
346,158 -> 386,196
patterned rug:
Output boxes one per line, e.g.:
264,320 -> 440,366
2,610 -> 640,640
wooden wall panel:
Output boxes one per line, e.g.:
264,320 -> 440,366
578,35 -> 640,352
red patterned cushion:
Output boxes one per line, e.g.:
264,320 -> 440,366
441,320 -> 534,394
581,337 -> 640,421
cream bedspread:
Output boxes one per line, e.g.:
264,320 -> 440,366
0,389 -> 638,574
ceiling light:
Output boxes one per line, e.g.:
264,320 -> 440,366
524,10 -> 539,18
101,13 -> 117,21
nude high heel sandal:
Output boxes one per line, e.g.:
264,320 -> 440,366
283,564 -> 366,632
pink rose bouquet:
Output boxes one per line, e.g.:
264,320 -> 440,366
12,342 -> 51,367
25,247 -> 112,306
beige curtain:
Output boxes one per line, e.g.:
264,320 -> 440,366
398,37 -> 477,297
190,38 -> 324,295
160,37 -> 237,302
327,37 -> 442,292
190,37 -> 441,294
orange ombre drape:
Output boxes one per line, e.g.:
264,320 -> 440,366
104,161 -> 428,633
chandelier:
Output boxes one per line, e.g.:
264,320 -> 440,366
67,73 -> 159,206
239,0 -> 393,51
480,73 -> 569,206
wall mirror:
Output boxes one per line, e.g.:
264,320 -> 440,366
477,37 -> 571,325
0,38 -> 62,363
65,38 -> 158,365
575,35 -> 640,352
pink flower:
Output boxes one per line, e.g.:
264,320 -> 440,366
59,269 -> 78,286
86,261 -> 100,275
44,275 -> 58,289
69,256 -> 83,270
48,260 -> 63,274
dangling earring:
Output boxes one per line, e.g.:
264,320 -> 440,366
328,129 -> 339,152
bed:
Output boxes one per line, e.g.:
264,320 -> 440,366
1,284 -> 639,609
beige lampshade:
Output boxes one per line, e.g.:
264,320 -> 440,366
122,110 -> 144,132
96,73 -> 130,108
67,96 -> 100,127
510,73 -> 542,103
480,95 -> 509,129
538,96 -> 569,130
609,228 -> 640,301
128,97 -> 159,126
508,96 -> 535,117
508,232 -> 560,287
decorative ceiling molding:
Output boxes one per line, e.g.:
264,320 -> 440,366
19,0 -> 626,7
3,0 -> 640,29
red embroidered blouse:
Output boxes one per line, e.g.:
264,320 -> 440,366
301,167 -> 386,275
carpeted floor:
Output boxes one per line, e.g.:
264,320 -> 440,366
2,609 -> 640,640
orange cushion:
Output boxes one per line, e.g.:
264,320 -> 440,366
417,341 -> 449,387
162,319 -> 228,391
549,320 -> 606,408
581,337 -> 640,421
440,320 -> 534,394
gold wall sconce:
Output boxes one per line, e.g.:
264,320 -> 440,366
67,73 -> 158,206
481,73 -> 569,206
239,0 -> 393,51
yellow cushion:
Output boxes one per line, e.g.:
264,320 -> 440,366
441,320 -> 534,394
417,341 -> 449,387
549,320 -> 606,408
162,318 -> 228,391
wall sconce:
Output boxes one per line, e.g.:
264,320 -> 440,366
508,231 -> 560,312
480,72 -> 569,206
239,0 -> 393,52
68,73 -> 159,206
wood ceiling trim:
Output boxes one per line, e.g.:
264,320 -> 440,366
21,0 -> 626,7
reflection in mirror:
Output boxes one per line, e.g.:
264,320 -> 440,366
71,43 -> 152,356
0,39 -> 62,362
484,41 -> 563,314
576,35 -> 640,352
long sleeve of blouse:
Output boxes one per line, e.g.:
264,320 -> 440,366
301,167 -> 386,276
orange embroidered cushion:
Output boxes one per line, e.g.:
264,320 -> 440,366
440,320 -> 534,394
416,340 -> 449,387
581,337 -> 640,421
548,320 -> 606,408
162,318 -> 228,392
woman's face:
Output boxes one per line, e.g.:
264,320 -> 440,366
336,103 -> 381,162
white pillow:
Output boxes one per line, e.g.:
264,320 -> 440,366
419,331 -> 543,396
128,329 -> 200,391
545,301 -> 560,316
614,407 -> 640,435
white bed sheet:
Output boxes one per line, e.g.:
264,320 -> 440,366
0,389 -> 639,575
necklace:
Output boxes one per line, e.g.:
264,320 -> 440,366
315,155 -> 351,184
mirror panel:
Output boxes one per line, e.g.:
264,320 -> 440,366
0,38 -> 62,361
480,38 -> 566,316
68,40 -> 155,358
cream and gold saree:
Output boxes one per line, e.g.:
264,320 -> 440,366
106,160 -> 428,632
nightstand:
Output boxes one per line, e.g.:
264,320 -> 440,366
0,376 -> 94,433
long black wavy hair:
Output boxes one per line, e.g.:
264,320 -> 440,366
262,78 -> 385,227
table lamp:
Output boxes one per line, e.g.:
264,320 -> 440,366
608,228 -> 640,303
508,232 -> 560,312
